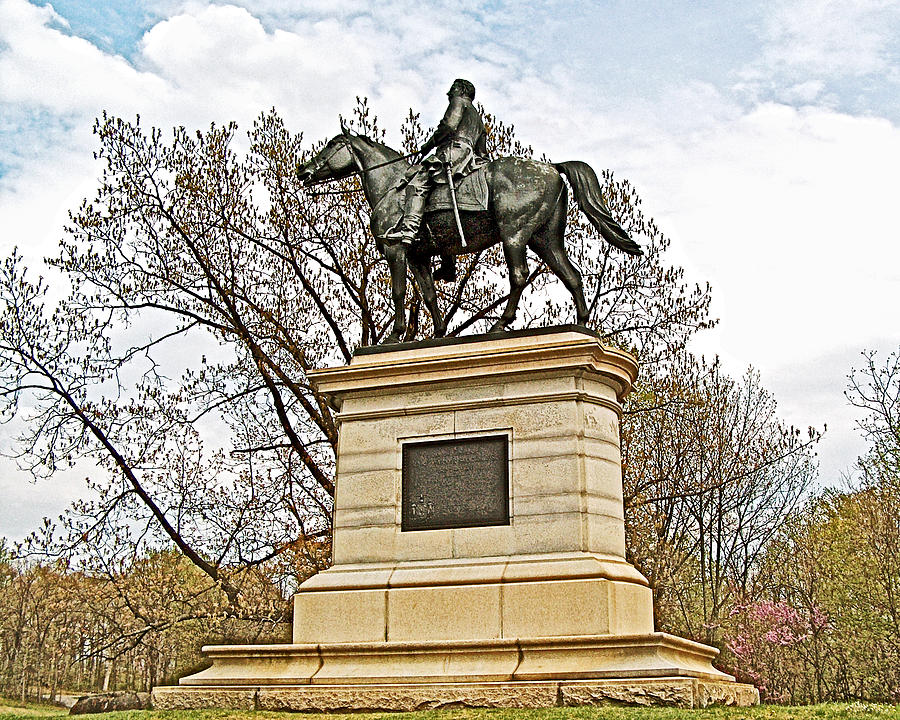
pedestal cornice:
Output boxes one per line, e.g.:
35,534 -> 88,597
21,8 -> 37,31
308,326 -> 638,409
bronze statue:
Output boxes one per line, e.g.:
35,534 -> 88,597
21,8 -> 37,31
297,80 -> 642,344
385,79 -> 489,281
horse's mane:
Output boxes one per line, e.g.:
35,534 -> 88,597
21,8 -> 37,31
350,133 -> 403,161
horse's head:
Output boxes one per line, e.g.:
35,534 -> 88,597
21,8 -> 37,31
296,131 -> 358,186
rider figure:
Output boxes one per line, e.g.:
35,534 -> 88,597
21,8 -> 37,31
385,78 -> 489,282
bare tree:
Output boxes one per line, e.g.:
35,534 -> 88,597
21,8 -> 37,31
848,349 -> 900,485
622,354 -> 819,641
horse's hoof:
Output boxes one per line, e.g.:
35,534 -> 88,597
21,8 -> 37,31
488,321 -> 508,334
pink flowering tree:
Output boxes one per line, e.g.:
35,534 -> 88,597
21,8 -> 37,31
723,597 -> 830,702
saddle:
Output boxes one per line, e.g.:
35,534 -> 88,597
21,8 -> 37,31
370,166 -> 490,240
425,166 -> 489,213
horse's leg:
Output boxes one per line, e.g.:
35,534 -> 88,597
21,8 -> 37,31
490,172 -> 556,332
490,238 -> 530,333
383,241 -> 408,343
530,188 -> 590,325
409,254 -> 446,337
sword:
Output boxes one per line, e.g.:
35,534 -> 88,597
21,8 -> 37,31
444,159 -> 467,248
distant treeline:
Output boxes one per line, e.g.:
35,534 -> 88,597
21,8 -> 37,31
0,544 -> 325,700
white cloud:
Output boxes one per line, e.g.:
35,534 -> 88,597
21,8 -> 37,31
780,79 -> 826,104
0,0 -> 169,116
655,103 -> 900,359
627,99 -> 900,482
138,6 -> 379,127
760,0 -> 900,77
0,462 -> 91,541
736,0 -> 900,112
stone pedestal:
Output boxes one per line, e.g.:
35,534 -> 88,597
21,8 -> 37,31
152,327 -> 758,710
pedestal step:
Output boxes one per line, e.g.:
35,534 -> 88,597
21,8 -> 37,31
172,632 -> 734,686
153,676 -> 759,711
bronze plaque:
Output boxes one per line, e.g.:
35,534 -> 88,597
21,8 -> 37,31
402,435 -> 509,531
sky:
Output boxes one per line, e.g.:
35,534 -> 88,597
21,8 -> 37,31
1,0 -> 899,540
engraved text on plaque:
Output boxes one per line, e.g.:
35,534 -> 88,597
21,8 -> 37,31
402,435 -> 509,531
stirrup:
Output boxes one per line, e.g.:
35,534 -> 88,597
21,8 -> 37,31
383,228 -> 415,245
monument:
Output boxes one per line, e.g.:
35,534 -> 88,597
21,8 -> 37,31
153,326 -> 758,710
294,79 -> 643,344
152,81 -> 757,709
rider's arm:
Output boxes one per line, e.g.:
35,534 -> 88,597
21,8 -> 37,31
419,96 -> 465,156
474,131 -> 488,160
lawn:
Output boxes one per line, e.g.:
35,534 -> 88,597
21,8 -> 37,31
0,698 -> 67,718
3,702 -> 900,720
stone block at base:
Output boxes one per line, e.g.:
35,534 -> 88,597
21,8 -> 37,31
697,680 -> 761,708
152,678 -> 759,711
151,687 -> 256,711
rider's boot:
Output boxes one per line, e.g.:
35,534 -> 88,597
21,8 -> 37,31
384,194 -> 426,246
433,254 -> 457,282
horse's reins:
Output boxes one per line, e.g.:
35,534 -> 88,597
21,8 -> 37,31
359,149 -> 420,171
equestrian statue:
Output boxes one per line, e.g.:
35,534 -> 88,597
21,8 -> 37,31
297,78 -> 643,344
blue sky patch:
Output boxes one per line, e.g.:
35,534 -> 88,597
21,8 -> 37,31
0,105 -> 77,185
27,0 -> 162,59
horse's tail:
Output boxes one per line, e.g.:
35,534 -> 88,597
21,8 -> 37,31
554,161 -> 643,256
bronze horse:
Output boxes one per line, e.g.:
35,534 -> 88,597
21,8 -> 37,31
297,128 -> 642,343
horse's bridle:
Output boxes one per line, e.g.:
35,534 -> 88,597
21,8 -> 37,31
303,136 -> 358,188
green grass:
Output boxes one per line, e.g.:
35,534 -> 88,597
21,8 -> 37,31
2,703 -> 900,720
0,697 -> 67,718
